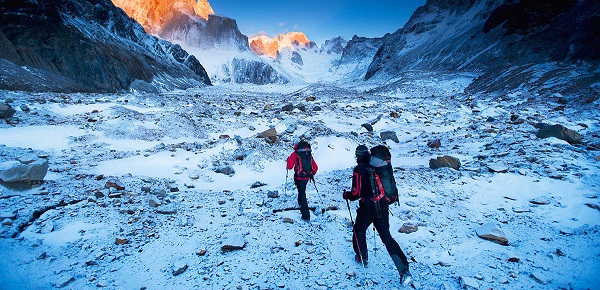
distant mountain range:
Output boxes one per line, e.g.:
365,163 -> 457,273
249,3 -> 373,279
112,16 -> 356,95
0,0 -> 597,94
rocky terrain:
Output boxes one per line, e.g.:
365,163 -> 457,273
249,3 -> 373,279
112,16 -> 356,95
1,73 -> 599,289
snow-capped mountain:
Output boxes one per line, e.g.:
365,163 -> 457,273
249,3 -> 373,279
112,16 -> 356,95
319,37 -> 347,55
0,0 -> 211,93
249,32 -> 317,59
110,0 -> 291,85
331,35 -> 384,84
111,0 -> 214,34
358,0 -> 599,96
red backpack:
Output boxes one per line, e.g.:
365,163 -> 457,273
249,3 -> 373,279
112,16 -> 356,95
294,141 -> 314,179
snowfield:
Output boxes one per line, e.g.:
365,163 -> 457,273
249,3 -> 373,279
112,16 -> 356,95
0,75 -> 599,290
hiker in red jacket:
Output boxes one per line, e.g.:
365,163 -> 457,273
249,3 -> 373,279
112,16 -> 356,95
286,141 -> 318,221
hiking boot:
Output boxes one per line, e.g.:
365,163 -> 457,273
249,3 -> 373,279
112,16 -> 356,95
400,269 -> 412,286
354,254 -> 368,267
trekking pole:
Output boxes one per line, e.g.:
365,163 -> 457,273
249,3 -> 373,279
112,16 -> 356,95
373,226 -> 377,255
284,170 -> 288,196
311,176 -> 325,214
346,199 -> 354,224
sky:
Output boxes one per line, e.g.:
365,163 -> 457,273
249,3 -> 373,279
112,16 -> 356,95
209,0 -> 427,45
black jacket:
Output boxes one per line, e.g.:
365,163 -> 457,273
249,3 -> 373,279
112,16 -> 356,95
343,154 -> 372,202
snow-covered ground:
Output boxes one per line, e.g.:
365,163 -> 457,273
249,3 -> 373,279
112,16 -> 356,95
0,74 -> 599,289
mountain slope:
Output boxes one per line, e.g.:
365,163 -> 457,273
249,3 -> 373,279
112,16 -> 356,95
357,0 -> 599,96
0,0 -> 211,93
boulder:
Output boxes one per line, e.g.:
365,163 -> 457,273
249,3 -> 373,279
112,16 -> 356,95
0,158 -> 49,182
221,233 -> 246,252
534,123 -> 582,144
259,127 -> 277,138
476,223 -> 509,246
429,156 -> 461,170
380,131 -> 399,143
0,103 -> 16,118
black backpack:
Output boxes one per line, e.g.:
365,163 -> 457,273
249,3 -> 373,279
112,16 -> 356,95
367,145 -> 398,206
295,141 -> 313,179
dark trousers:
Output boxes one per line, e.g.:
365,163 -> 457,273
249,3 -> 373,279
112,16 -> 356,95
352,203 -> 409,270
295,179 -> 310,220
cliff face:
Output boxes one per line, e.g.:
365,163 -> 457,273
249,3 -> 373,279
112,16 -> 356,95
0,0 -> 211,93
159,13 -> 250,52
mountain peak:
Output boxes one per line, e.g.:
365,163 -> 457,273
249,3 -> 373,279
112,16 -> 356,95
111,0 -> 214,34
248,32 -> 314,59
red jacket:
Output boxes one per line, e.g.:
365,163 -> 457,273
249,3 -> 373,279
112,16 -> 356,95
286,151 -> 318,181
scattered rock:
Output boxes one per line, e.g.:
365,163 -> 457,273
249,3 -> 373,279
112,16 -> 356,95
221,233 -> 246,252
361,123 -> 373,132
429,156 -> 461,170
259,127 -> 277,138
156,204 -> 177,214
534,123 -> 582,144
105,179 -> 125,190
529,199 -> 549,205
399,223 -> 418,234
0,210 -> 17,219
476,223 -> 509,246
172,260 -> 188,276
251,181 -> 267,188
115,237 -> 129,245
148,198 -> 161,207
267,190 -> 279,198
427,139 -> 441,148
281,103 -> 294,111
585,203 -> 600,211
0,103 -> 16,118
459,276 -> 479,290
487,164 -> 509,173
380,131 -> 399,143
529,272 -> 549,285
53,275 -> 75,288
215,166 -> 235,176
0,158 -> 49,182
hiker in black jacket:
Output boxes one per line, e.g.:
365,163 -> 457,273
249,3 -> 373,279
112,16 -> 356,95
343,145 -> 411,285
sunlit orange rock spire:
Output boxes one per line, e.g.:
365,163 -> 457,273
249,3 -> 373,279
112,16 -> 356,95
111,0 -> 214,34
249,32 -> 313,59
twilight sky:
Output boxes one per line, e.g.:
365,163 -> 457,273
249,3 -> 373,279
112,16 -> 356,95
209,0 -> 427,45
